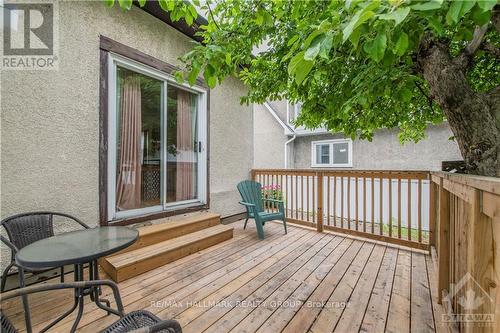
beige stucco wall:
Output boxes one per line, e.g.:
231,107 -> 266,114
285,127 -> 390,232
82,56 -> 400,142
253,104 -> 288,169
1,2 -> 252,229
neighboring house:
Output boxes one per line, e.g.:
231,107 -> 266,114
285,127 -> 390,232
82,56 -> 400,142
1,2 -> 253,228
254,100 -> 463,171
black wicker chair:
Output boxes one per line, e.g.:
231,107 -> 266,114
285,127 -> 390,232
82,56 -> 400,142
0,212 -> 90,292
0,280 -> 182,333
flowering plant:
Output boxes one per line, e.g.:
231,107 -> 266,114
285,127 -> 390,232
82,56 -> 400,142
262,184 -> 283,208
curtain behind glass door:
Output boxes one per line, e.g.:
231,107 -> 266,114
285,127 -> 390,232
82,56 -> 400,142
166,86 -> 198,203
115,67 -> 162,211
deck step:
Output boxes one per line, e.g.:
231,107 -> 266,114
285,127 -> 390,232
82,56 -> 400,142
117,212 -> 221,254
101,224 -> 233,282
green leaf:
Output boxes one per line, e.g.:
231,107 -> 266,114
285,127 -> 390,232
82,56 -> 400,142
471,4 -> 493,25
378,7 -> 411,26
394,32 -> 409,56
188,5 -> 198,19
104,0 -> 115,8
137,0 -> 146,7
288,51 -> 314,85
158,0 -> 168,11
117,0 -> 132,10
363,32 -> 387,62
225,53 -> 232,65
400,87 -> 412,102
319,33 -> 334,59
304,35 -> 324,60
185,12 -> 193,25
427,16 -> 444,35
174,71 -> 185,84
343,10 -> 375,42
287,35 -> 300,47
446,1 -> 475,25
477,0 -> 497,12
411,0 -> 443,11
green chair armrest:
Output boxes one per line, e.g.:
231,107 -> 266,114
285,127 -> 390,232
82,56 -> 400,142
239,201 -> 256,207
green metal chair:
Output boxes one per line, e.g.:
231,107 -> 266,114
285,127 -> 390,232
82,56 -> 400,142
237,180 -> 287,239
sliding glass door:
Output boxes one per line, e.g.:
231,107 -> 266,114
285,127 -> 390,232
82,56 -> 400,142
108,53 -> 207,221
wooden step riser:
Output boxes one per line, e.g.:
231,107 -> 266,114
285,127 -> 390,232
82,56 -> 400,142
115,216 -> 221,255
106,228 -> 233,282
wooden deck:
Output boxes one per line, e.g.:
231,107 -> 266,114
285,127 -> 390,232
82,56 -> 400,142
1,221 -> 446,333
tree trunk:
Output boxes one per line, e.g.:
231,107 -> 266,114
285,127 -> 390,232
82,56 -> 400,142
416,36 -> 500,177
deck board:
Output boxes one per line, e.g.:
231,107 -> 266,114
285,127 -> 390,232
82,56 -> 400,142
1,221 -> 442,333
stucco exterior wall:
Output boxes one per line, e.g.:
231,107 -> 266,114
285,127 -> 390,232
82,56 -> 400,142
293,123 -> 462,170
1,3 -> 252,226
253,104 -> 287,169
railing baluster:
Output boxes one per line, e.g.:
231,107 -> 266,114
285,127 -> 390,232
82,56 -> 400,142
341,176 -> 344,229
418,179 -> 422,243
305,175 -> 309,222
290,173 -> 297,218
313,174 -> 316,223
300,176 -> 304,221
389,177 -> 393,238
355,176 -> 359,231
295,175 -> 302,220
379,177 -> 383,235
371,176 -> 375,234
363,176 -> 366,233
327,176 -> 331,226
333,175 -> 337,227
347,176 -> 351,230
407,178 -> 412,241
398,178 -> 402,239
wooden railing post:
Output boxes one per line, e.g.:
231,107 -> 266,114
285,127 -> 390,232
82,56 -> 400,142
437,177 -> 450,304
316,172 -> 324,233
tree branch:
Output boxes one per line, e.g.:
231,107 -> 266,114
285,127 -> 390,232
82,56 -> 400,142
207,2 -> 221,30
414,81 -> 434,111
465,25 -> 489,56
454,24 -> 489,68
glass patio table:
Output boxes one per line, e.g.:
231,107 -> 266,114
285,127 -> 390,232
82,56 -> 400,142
15,226 -> 138,333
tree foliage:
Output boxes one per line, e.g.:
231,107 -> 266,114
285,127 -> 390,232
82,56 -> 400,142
106,0 -> 499,144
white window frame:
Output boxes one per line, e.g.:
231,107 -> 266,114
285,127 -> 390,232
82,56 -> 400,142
107,52 -> 208,221
311,139 -> 353,168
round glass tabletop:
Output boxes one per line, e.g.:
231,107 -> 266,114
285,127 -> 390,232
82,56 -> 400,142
15,226 -> 139,268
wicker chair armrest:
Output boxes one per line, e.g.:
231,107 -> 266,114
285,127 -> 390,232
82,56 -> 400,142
52,212 -> 90,229
0,235 -> 18,253
1,280 -> 124,315
127,319 -> 182,333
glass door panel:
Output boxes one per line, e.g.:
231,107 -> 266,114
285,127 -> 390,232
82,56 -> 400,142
166,85 -> 198,203
115,66 -> 162,212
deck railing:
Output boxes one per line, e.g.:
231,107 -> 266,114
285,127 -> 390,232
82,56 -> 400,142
252,169 -> 432,250
431,172 -> 500,333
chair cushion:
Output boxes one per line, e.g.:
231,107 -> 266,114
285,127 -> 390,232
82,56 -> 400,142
257,211 -> 284,222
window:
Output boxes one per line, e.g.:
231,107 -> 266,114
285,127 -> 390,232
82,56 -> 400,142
311,139 -> 352,167
107,53 -> 207,220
